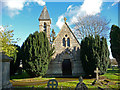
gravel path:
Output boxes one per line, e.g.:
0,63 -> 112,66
11,78 -> 79,86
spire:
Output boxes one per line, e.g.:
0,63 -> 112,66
39,6 -> 50,20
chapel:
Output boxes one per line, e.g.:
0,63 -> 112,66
38,6 -> 84,77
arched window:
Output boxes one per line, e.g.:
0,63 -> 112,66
44,23 -> 47,32
63,38 -> 66,47
67,38 -> 70,47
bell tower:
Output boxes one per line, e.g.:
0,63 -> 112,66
38,6 -> 51,41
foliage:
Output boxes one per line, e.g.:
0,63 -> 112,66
21,31 -> 55,77
10,45 -> 22,75
73,15 -> 110,39
0,25 -> 18,57
110,25 -> 120,65
50,29 -> 56,42
80,35 -> 109,77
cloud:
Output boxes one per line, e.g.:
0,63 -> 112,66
0,26 -> 4,31
108,45 -> 114,59
56,0 -> 103,28
32,0 -> 45,6
107,0 -> 119,9
2,0 -> 45,17
67,5 -> 72,11
111,0 -> 119,6
56,15 -> 64,29
81,0 -> 102,15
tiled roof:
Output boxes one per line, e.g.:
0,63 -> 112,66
39,6 -> 50,20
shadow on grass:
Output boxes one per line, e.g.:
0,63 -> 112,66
10,72 -> 30,80
106,69 -> 120,74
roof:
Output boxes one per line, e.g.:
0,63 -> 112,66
39,6 -> 50,20
53,22 -> 81,45
64,22 -> 81,45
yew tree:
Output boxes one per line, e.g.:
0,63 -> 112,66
21,31 -> 55,77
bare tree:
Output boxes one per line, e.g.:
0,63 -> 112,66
73,15 -> 110,39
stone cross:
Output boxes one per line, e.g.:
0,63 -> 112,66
64,17 -> 67,22
94,67 -> 100,80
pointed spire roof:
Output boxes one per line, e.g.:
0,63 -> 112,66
39,6 -> 50,20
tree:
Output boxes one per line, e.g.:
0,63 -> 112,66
110,25 -> 120,66
0,25 -> 21,75
80,35 -> 109,77
73,15 -> 110,39
10,45 -> 21,75
50,29 -> 56,42
0,25 -> 18,57
21,31 -> 55,77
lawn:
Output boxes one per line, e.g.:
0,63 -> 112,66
10,67 -> 120,89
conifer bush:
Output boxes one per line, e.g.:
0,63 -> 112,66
21,31 -> 54,77
10,45 -> 21,75
80,35 -> 109,77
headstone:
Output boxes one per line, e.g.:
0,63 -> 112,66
94,67 -> 100,80
112,66 -> 114,71
0,52 -> 12,89
75,76 -> 88,90
47,79 -> 58,88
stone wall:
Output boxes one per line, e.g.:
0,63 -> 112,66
46,22 -> 84,77
39,20 -> 51,41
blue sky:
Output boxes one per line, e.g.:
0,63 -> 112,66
0,0 -> 119,59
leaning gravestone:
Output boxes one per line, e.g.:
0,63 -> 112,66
75,76 -> 88,90
0,52 -> 12,89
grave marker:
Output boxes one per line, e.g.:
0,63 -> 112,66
94,67 -> 100,80
75,76 -> 88,90
47,79 -> 58,88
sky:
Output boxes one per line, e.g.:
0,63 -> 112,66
0,0 -> 119,59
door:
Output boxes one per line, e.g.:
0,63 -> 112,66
62,59 -> 72,75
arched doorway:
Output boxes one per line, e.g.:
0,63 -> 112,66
62,59 -> 72,76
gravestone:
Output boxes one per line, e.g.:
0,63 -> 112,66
112,66 -> 114,71
94,67 -> 100,80
47,79 -> 58,88
75,76 -> 88,90
92,67 -> 102,86
0,52 -> 12,89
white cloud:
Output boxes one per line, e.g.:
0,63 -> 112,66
0,26 -> 4,31
107,0 -> 119,9
5,0 -> 26,10
108,45 -> 114,59
67,5 -> 72,11
2,0 -> 45,17
32,0 -> 45,6
81,0 -> 102,15
56,0 -> 103,28
112,0 -> 119,6
56,15 -> 64,29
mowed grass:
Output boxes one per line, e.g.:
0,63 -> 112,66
102,68 -> 119,80
10,67 -> 120,89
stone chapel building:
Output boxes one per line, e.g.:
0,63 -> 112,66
38,6 -> 84,77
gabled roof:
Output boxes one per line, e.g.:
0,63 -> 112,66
53,22 -> 80,45
64,22 -> 81,45
39,6 -> 50,20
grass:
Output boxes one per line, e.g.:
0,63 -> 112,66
10,67 -> 120,89
101,68 -> 119,80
